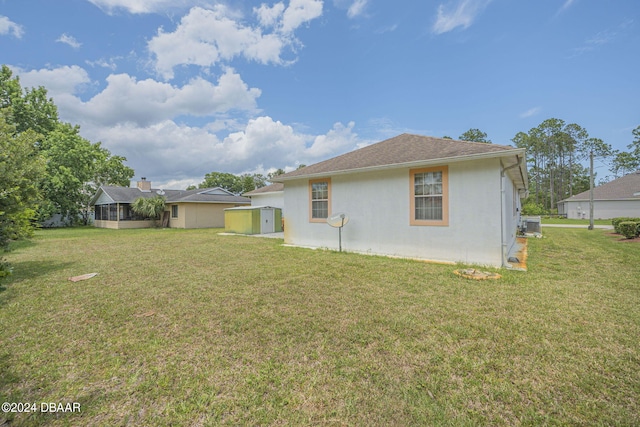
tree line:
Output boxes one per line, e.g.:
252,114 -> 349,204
1,65 -> 134,278
512,119 -> 639,214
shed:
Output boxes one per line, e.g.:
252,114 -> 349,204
224,206 -> 283,235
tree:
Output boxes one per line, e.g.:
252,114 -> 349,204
513,118 -> 592,212
267,168 -> 285,181
610,151 -> 639,178
459,128 -> 491,143
0,114 -> 44,279
1,65 -> 58,137
39,123 -> 134,225
199,172 -> 243,193
131,196 -> 165,227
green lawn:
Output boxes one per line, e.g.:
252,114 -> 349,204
1,227 -> 639,426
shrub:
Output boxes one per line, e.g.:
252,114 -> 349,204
522,202 -> 546,216
612,217 -> 640,234
618,221 -> 640,239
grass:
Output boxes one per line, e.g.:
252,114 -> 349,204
1,227 -> 639,426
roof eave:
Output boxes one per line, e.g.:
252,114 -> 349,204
273,148 -> 526,182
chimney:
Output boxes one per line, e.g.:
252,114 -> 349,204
137,177 -> 152,192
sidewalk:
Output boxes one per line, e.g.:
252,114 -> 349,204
542,224 -> 613,229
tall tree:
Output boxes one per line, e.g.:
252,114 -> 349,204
513,118 -> 594,211
459,128 -> 491,143
39,123 -> 134,225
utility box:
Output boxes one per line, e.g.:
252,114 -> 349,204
224,206 -> 282,235
521,216 -> 541,233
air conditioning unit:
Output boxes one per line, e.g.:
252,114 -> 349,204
522,216 -> 541,233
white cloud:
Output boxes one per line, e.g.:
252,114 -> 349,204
432,0 -> 491,35
280,0 -> 323,33
56,33 -> 82,49
254,2 -> 286,28
84,117 -> 361,187
0,15 -> 24,38
519,107 -> 541,118
11,65 -> 92,96
556,0 -> 577,17
347,0 -> 368,19
87,0 -> 201,14
148,3 -> 323,80
69,69 -> 260,126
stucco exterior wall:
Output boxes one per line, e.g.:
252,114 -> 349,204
284,158 -> 508,266
169,203 -> 239,229
562,200 -> 640,219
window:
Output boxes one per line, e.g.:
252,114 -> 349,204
410,166 -> 448,226
309,178 -> 331,222
171,205 -> 178,218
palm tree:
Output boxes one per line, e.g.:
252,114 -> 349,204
131,196 -> 166,227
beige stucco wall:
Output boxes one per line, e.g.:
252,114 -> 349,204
284,158 -> 512,267
168,203 -> 243,229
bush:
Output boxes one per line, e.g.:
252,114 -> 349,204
612,217 -> 640,234
522,202 -> 546,216
618,221 -> 640,239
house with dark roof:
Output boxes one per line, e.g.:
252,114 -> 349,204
90,178 -> 250,229
557,171 -> 640,219
271,134 -> 528,267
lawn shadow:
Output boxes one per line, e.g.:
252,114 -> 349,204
0,260 -> 75,307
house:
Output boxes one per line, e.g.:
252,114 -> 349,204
272,134 -> 528,267
244,183 -> 284,210
557,171 -> 640,219
90,178 -> 251,229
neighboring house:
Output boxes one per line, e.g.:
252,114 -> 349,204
558,171 -> 640,219
244,183 -> 284,210
272,133 -> 528,267
90,178 -> 251,229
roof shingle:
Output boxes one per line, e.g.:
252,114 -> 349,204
274,133 -> 522,180
562,171 -> 640,201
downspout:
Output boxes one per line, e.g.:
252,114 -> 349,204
501,156 -> 523,267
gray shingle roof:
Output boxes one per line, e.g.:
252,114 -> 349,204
562,171 -> 640,201
91,186 -> 250,205
244,183 -> 284,196
273,133 -> 523,180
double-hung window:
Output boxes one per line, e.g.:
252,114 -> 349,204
309,178 -> 331,222
410,166 -> 448,226
171,205 -> 178,218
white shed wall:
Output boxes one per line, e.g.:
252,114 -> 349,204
284,158 -> 507,266
250,192 -> 284,211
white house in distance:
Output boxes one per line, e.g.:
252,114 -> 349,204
557,171 -> 640,219
272,133 -> 528,268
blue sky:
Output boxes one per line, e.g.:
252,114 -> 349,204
1,0 -> 638,188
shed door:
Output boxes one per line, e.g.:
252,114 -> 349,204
261,208 -> 274,234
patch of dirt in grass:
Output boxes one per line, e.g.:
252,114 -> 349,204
606,232 -> 640,243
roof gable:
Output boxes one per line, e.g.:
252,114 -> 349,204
274,133 -> 523,180
244,183 -> 284,196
